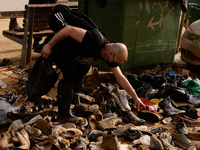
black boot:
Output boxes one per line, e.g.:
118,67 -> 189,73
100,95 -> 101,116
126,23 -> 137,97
73,79 -> 84,105
57,81 -> 83,124
159,96 -> 186,117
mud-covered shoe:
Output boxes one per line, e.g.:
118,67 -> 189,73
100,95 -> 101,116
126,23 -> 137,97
156,132 -> 172,143
101,83 -> 131,112
138,144 -> 150,150
149,134 -> 164,150
123,128 -> 142,141
73,103 -> 103,121
176,118 -> 188,135
74,136 -> 89,150
187,131 -> 200,141
88,114 -> 97,131
148,127 -> 168,135
36,118 -> 52,135
173,113 -> 200,127
114,123 -> 135,137
101,132 -> 120,150
88,130 -> 105,142
159,137 -> 176,150
193,126 -> 200,132
122,111 -> 145,125
137,110 -> 163,123
0,132 -> 11,149
172,130 -> 191,149
97,116 -> 122,131
52,126 -> 83,139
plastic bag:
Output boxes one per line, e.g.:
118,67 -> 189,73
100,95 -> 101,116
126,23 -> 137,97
26,56 -> 58,101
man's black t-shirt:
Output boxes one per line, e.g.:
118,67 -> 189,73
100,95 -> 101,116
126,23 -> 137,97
52,29 -> 110,67
72,29 -> 110,59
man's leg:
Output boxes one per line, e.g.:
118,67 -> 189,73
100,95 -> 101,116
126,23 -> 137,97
56,56 -> 90,123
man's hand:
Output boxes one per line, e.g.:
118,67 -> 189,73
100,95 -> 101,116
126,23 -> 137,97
40,44 -> 52,59
135,97 -> 146,111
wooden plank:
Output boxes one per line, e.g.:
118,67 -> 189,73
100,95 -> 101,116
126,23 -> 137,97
3,2 -> 78,68
25,2 -> 78,8
0,11 -> 24,19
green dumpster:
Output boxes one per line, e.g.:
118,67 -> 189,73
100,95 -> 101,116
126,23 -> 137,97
78,0 -> 181,71
186,3 -> 200,21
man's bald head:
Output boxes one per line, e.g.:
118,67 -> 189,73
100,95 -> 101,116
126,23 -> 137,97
110,43 -> 128,64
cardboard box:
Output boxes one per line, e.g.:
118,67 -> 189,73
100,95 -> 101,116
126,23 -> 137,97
140,98 -> 158,113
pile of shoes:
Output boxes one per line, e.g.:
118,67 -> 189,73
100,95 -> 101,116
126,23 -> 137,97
1,72 -> 200,150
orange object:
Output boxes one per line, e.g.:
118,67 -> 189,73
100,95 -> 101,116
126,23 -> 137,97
140,98 -> 158,113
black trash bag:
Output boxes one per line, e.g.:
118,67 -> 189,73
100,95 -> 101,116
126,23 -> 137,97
26,56 -> 58,101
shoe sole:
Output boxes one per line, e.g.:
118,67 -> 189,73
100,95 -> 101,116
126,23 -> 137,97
137,111 -> 160,123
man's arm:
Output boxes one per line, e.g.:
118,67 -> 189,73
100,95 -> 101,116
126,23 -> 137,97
110,67 -> 146,111
41,25 -> 87,59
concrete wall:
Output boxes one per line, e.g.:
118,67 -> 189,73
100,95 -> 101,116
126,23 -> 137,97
0,0 -> 68,12
0,0 -> 29,12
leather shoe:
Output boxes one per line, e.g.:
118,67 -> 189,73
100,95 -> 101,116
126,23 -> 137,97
172,130 -> 191,149
88,130 -> 105,142
123,128 -> 142,141
173,113 -> 200,127
176,118 -> 188,135
159,137 -> 176,150
101,131 -> 120,150
97,116 -> 122,131
137,110 -> 163,123
74,136 -> 89,150
158,96 -> 186,116
149,134 -> 164,150
114,123 -> 135,137
122,111 -> 145,125
187,131 -> 200,141
193,126 -> 200,132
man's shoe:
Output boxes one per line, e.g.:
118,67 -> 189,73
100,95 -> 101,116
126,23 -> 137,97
35,118 -> 52,135
114,123 -> 135,137
172,130 -> 191,149
187,143 -> 198,150
158,96 -> 186,117
159,137 -> 176,150
88,130 -> 105,142
100,132 -> 121,150
97,116 -> 122,131
122,111 -> 145,125
74,136 -> 89,150
138,144 -> 150,150
148,127 -> 168,134
187,131 -> 200,141
123,128 -> 142,141
176,118 -> 188,135
193,126 -> 200,132
137,110 -> 163,123
173,113 -> 200,127
149,134 -> 164,150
